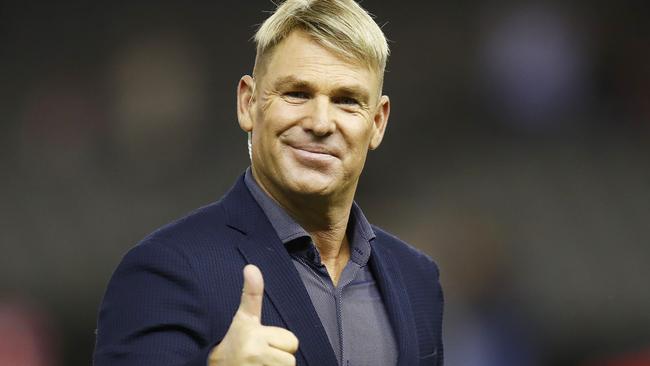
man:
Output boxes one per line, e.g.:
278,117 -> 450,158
94,1 -> 443,365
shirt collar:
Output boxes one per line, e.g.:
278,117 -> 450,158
243,167 -> 375,265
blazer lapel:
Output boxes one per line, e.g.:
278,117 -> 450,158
370,239 -> 419,366
222,176 -> 338,366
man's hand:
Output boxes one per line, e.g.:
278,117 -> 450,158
208,265 -> 299,366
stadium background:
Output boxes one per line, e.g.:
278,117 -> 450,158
1,1 -> 648,365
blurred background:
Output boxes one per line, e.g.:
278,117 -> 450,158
1,0 -> 649,365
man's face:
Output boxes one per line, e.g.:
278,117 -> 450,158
238,30 -> 389,201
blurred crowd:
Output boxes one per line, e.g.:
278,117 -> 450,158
1,1 -> 648,365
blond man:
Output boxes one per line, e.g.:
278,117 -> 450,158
94,1 -> 443,365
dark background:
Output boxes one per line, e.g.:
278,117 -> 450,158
1,1 -> 649,365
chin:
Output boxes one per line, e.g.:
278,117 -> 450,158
284,168 -> 340,196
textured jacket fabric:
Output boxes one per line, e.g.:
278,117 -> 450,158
94,174 -> 444,366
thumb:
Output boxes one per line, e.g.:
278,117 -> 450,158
238,264 -> 264,320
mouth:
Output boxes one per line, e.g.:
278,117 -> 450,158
287,143 -> 340,159
285,142 -> 341,167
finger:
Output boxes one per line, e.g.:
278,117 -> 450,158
262,326 -> 299,353
239,264 -> 264,319
263,346 -> 297,366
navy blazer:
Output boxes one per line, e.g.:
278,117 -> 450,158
94,175 -> 444,365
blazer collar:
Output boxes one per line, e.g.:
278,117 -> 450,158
370,237 -> 420,366
222,175 -> 338,366
221,175 -> 419,365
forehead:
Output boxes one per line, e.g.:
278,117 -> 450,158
260,30 -> 380,95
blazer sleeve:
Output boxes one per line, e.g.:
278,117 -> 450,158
431,258 -> 445,366
434,272 -> 444,366
94,240 -> 216,366
419,253 -> 444,366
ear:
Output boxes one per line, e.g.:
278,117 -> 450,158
237,75 -> 256,133
369,95 -> 390,150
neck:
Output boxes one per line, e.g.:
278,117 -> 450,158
252,169 -> 356,284
285,195 -> 352,286
272,182 -> 354,252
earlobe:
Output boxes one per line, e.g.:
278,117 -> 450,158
369,95 -> 390,150
237,75 -> 256,132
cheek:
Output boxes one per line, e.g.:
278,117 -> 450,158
259,104 -> 305,134
339,115 -> 374,148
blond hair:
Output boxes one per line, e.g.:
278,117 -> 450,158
252,0 -> 389,87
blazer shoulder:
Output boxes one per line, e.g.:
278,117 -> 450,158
371,225 -> 440,278
135,197 -> 235,255
138,175 -> 254,252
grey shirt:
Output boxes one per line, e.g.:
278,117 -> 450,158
244,168 -> 398,366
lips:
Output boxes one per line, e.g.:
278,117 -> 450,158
286,142 -> 340,159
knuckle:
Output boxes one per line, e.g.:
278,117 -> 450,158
244,352 -> 262,364
289,333 -> 299,349
234,309 -> 259,323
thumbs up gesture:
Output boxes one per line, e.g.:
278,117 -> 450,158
208,265 -> 299,365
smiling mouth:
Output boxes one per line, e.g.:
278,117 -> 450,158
286,143 -> 340,165
287,143 -> 339,158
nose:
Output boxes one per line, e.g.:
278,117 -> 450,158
304,95 -> 336,136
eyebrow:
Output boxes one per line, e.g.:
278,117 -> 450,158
273,75 -> 313,91
272,75 -> 371,105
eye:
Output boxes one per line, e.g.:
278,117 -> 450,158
284,91 -> 310,100
332,96 -> 360,106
